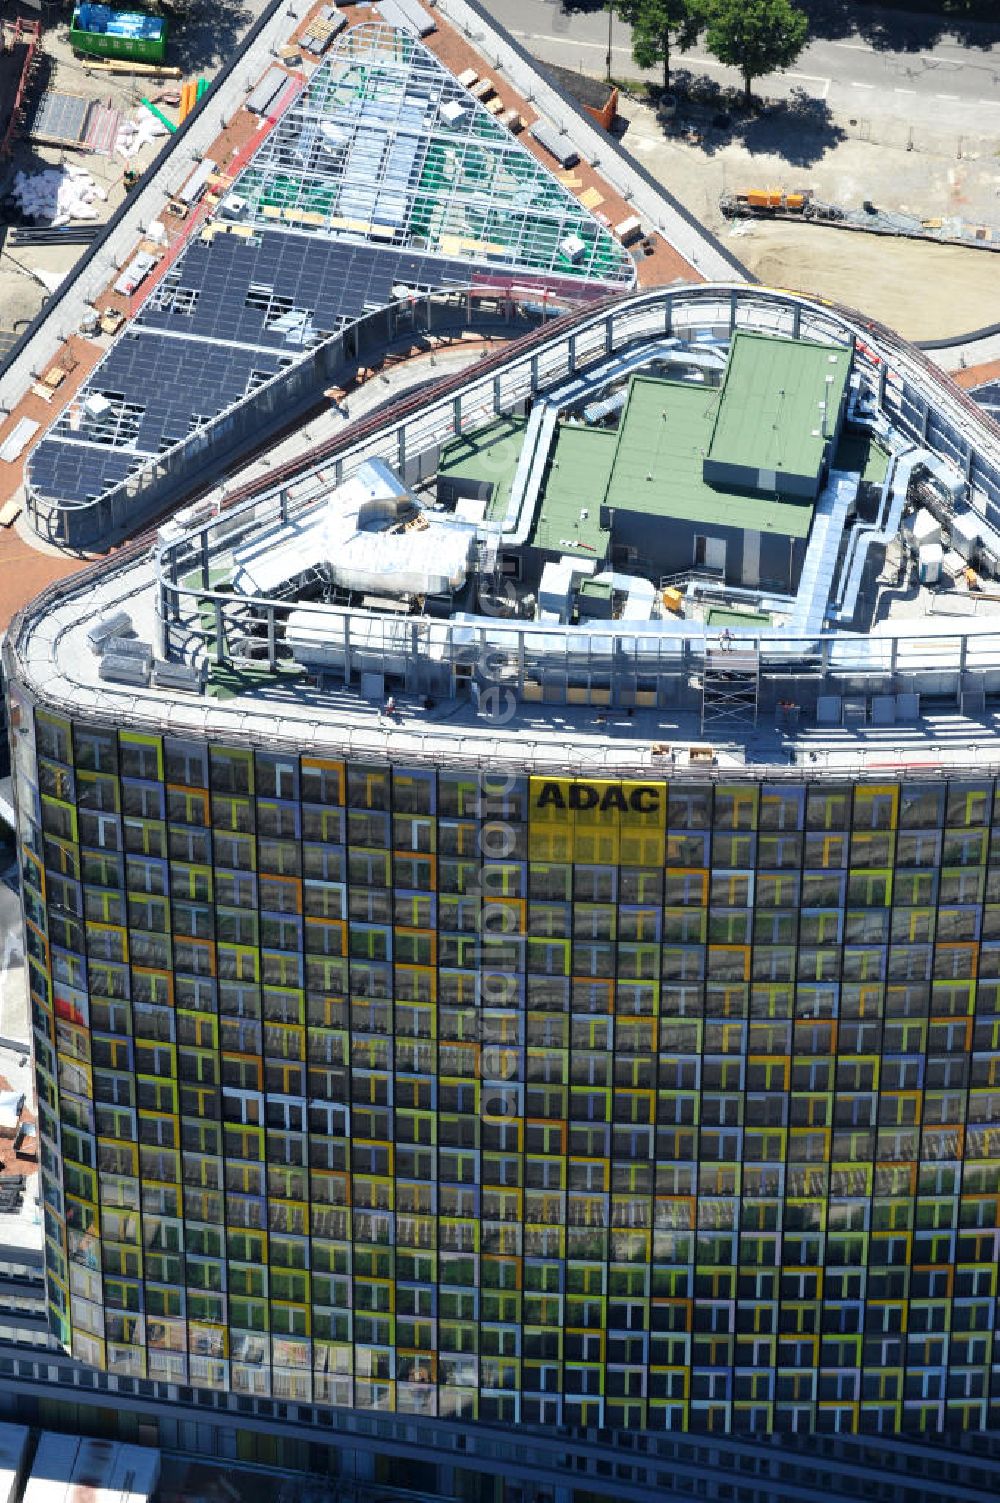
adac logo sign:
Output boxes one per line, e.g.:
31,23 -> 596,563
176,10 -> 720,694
531,778 -> 664,816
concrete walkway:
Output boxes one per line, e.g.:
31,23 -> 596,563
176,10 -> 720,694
214,340 -> 494,497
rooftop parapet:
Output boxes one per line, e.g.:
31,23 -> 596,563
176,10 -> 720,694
8,284 -> 1000,773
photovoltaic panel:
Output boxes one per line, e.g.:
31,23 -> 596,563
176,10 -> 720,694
26,21 -> 637,515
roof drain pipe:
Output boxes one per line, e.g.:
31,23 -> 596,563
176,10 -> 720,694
500,401 -> 559,548
827,445 -> 922,627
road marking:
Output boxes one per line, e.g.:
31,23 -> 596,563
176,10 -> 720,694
514,24 -> 984,110
512,31 -> 632,56
515,29 -> 833,93
671,52 -> 729,73
832,37 -> 982,66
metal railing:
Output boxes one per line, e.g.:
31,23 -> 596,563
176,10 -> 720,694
0,1347 -> 997,1502
24,284 -> 590,547
10,283 -> 1000,775
152,284 -> 1000,695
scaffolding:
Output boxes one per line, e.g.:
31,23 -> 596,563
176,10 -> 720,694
700,644 -> 760,736
0,16 -> 42,158
236,21 -> 635,287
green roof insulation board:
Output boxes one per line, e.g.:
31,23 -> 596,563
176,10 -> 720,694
530,425 -> 616,558
834,426 -> 891,486
603,376 -> 816,539
437,416 -> 526,522
705,331 -> 851,498
706,607 -> 772,628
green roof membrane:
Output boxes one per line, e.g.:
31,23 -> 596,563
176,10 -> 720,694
834,426 -> 891,486
706,607 -> 772,628
604,377 -> 816,539
437,415 -> 526,522
530,425 -> 616,557
706,332 -> 851,496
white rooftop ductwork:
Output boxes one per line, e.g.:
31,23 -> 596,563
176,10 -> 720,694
232,459 -> 475,601
589,571 -> 658,621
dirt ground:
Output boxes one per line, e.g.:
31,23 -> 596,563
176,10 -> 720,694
727,221 -> 1000,339
616,92 -> 1000,340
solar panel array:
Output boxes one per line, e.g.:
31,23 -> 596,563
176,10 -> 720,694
240,23 -> 634,286
136,228 -> 471,347
26,21 -> 637,513
27,230 -> 472,507
971,379 -> 1000,416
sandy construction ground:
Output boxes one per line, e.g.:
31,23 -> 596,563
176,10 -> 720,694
728,220 -> 1000,340
615,91 -> 1000,340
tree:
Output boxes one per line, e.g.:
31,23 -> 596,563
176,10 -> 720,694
613,0 -> 705,94
703,0 -> 809,107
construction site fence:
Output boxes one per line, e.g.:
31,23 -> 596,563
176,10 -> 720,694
0,18 -> 41,159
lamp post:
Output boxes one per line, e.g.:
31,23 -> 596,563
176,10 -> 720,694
606,1 -> 613,85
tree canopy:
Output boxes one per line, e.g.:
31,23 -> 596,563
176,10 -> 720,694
703,0 -> 810,105
613,0 -> 704,92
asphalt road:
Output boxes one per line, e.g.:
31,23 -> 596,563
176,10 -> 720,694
485,0 -> 1000,131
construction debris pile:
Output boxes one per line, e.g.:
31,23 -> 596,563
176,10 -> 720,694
10,163 -> 108,224
115,101 -> 169,157
721,186 -> 1000,252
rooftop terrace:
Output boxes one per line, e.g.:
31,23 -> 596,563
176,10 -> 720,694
9,283 -> 1000,774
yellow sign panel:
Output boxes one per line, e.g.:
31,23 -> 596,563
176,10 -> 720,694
528,777 -> 667,865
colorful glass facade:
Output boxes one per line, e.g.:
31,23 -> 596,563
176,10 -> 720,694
13,698 -> 1000,1435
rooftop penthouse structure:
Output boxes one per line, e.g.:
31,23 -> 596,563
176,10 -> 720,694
8,275 -> 1000,1450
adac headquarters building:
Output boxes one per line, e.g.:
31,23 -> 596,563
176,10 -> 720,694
9,270 -> 1000,1451
6,5 -> 1000,1501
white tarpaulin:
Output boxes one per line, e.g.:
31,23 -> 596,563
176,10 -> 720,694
232,458 -> 474,602
10,164 -> 107,225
